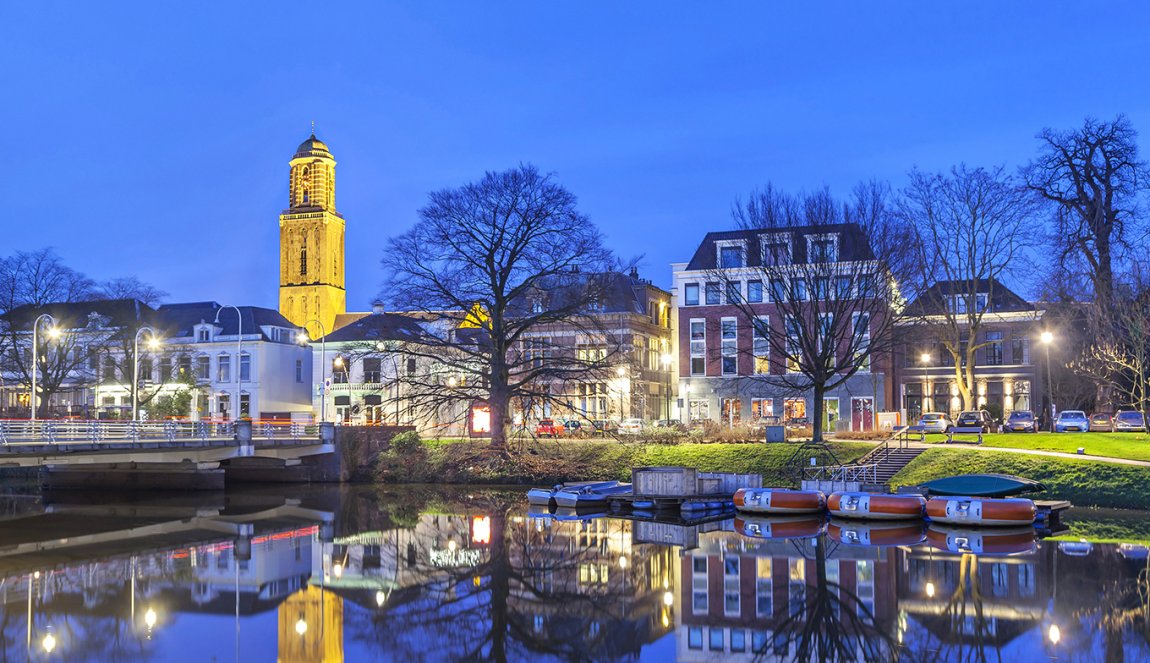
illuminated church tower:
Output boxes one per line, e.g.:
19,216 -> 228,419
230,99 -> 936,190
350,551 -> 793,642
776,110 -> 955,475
279,132 -> 346,338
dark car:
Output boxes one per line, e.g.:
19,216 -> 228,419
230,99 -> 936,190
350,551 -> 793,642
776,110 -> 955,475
1003,410 -> 1037,433
654,419 -> 687,431
956,410 -> 996,433
590,420 -> 619,435
1088,413 -> 1114,432
1114,410 -> 1146,432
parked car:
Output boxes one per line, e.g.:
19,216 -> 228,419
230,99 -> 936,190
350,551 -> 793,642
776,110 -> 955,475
1114,410 -> 1147,432
619,418 -> 644,435
1088,413 -> 1114,432
785,417 -> 810,430
750,415 -> 783,432
561,419 -> 584,435
653,419 -> 687,431
590,420 -> 619,435
535,419 -> 564,438
1003,410 -> 1038,433
956,410 -> 996,433
1054,410 -> 1089,433
917,412 -> 954,434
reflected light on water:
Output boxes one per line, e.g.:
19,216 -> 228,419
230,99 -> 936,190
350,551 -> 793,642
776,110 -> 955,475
925,581 -> 936,598
42,633 -> 56,653
144,608 -> 157,629
295,618 -> 308,636
1048,623 -> 1061,645
662,591 -> 674,607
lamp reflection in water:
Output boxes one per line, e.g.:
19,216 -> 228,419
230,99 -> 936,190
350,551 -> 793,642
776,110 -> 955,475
42,632 -> 56,654
1048,623 -> 1061,645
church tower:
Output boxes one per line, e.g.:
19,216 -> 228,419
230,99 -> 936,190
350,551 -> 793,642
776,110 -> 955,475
279,133 -> 346,338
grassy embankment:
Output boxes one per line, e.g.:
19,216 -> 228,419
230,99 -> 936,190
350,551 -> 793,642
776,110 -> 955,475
921,431 -> 1150,461
891,447 -> 1150,510
375,437 -> 874,486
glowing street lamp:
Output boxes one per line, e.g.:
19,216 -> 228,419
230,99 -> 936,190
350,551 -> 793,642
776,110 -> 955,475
1041,331 -> 1054,432
30,313 -> 58,425
133,326 -> 161,421
297,319 -> 328,423
295,617 -> 308,636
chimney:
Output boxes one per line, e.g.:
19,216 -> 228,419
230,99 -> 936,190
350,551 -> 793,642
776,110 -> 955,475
372,301 -> 385,315
629,265 -> 639,280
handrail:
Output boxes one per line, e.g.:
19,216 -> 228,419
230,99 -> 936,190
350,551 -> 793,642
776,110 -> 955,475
855,425 -> 913,467
0,419 -> 316,447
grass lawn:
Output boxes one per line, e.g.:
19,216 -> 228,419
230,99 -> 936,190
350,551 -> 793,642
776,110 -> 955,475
920,431 -> 1150,462
891,447 -> 1150,510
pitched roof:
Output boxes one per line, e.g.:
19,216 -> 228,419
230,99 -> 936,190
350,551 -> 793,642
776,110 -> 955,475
320,311 -> 429,343
903,278 -> 1035,316
1,299 -> 156,331
155,302 -> 297,341
683,223 -> 874,271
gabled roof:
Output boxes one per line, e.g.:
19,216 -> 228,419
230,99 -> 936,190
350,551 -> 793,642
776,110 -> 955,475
904,278 -> 1035,316
155,302 -> 297,341
320,311 -> 430,343
511,269 -> 669,317
683,223 -> 874,271
1,299 -> 156,331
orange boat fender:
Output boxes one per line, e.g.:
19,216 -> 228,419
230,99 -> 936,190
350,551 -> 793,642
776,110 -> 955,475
925,496 -> 1036,526
828,519 -> 926,547
734,488 -> 826,514
736,515 -> 825,540
827,492 -> 926,520
926,524 -> 1037,555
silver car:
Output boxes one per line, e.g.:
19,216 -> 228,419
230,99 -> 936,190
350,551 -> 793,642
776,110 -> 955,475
1115,411 -> 1146,432
917,412 -> 953,434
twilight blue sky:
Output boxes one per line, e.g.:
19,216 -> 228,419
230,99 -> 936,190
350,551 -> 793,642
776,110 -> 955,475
3,3 -> 1149,309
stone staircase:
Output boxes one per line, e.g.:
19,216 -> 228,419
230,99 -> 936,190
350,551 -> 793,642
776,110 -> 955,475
866,445 -> 928,484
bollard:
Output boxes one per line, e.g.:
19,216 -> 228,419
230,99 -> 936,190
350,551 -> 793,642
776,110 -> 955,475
1077,448 -> 1085,455
319,422 -> 336,444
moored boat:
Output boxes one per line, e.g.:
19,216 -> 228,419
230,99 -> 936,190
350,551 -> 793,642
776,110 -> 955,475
527,480 -> 620,508
734,488 -> 825,514
827,492 -> 926,520
919,473 -> 1045,497
735,514 -> 825,540
553,482 -> 633,508
828,519 -> 926,547
926,524 -> 1036,555
925,496 -> 1036,526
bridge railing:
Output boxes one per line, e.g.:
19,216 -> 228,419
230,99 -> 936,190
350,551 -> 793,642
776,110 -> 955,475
0,420 -> 316,447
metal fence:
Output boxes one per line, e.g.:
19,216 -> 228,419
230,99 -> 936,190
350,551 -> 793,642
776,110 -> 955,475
802,462 -> 879,484
0,420 -> 314,446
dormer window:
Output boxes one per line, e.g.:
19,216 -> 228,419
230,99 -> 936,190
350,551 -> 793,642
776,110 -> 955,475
716,240 -> 745,269
807,233 -> 839,264
761,234 -> 792,266
196,327 -> 211,343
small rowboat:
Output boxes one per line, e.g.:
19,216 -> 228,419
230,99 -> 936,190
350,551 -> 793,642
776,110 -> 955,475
527,481 -> 620,508
927,524 -> 1036,556
919,473 -> 1045,498
735,514 -> 825,540
828,519 -> 926,547
925,496 -> 1035,527
734,488 -> 825,514
827,492 -> 926,520
553,482 -> 632,508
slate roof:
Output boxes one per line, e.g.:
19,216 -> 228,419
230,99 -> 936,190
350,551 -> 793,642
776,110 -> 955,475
903,278 -> 1035,316
683,223 -> 874,271
2,299 -> 156,332
320,311 -> 431,343
155,302 -> 297,341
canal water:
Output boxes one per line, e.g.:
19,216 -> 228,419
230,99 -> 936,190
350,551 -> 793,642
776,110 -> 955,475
0,484 -> 1143,662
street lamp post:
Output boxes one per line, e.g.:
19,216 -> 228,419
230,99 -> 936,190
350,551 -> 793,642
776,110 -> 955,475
30,314 -> 58,424
132,327 -> 161,421
297,319 -> 328,423
1041,331 -> 1054,432
616,366 -> 626,419
920,352 -> 931,417
213,306 -> 243,421
660,353 -> 673,420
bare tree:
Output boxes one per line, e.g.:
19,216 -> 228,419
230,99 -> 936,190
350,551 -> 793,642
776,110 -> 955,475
1024,115 -> 1147,313
95,277 -> 168,307
1071,270 -> 1150,430
713,182 -> 913,443
382,165 -> 617,451
899,165 -> 1036,411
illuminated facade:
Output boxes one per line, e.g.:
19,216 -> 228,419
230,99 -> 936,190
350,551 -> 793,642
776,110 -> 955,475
279,134 -> 347,339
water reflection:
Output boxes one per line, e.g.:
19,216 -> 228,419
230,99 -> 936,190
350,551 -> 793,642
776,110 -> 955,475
0,486 -> 1147,661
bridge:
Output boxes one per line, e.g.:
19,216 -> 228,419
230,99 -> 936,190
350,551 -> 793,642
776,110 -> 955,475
0,419 -> 337,490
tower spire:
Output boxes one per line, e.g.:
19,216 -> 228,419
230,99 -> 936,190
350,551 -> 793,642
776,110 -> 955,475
310,119 -> 316,137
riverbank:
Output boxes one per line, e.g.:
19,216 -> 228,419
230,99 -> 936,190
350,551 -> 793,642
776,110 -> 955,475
376,435 -> 1150,510
374,438 -> 874,486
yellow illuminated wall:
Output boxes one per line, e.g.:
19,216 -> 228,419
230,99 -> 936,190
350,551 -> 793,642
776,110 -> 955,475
279,134 -> 347,338
277,585 -> 344,663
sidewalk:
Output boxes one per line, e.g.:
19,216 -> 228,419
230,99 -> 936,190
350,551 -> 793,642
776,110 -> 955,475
911,441 -> 1150,468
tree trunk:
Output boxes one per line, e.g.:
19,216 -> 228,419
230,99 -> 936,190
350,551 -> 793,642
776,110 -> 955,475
488,387 -> 510,452
488,510 -> 509,663
811,381 -> 825,442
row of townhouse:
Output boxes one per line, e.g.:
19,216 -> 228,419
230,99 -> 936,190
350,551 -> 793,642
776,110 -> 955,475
669,225 -> 1053,431
0,299 -> 313,421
